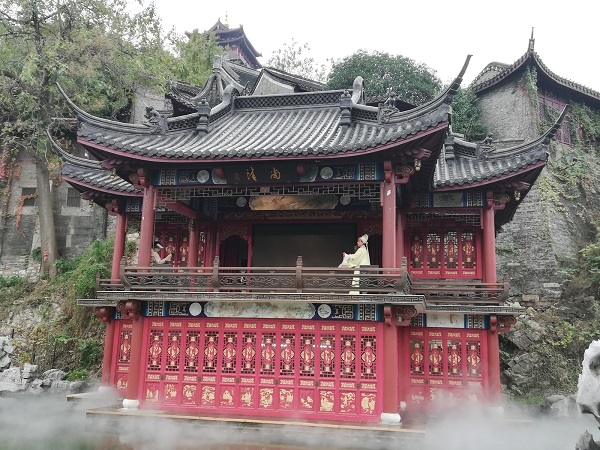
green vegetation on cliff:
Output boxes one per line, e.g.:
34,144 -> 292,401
0,238 -> 130,380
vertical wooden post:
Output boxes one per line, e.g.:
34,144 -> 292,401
482,202 -> 497,283
296,256 -> 303,292
381,306 -> 400,424
122,185 -> 155,409
138,186 -> 156,267
212,256 -> 221,291
100,316 -> 115,387
102,212 -> 127,387
380,162 -> 400,423
382,162 -> 396,269
395,210 -> 405,269
488,316 -> 501,404
123,314 -> 144,409
483,198 -> 501,404
187,219 -> 199,267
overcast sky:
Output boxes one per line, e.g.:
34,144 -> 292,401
151,0 -> 600,92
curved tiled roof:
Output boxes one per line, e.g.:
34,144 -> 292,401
57,55 -> 472,163
433,106 -> 568,190
48,131 -> 141,195
471,37 -> 600,103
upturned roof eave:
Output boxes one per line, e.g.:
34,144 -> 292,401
471,47 -> 600,102
61,174 -> 142,197
432,159 -> 547,192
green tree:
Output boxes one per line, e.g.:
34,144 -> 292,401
0,0 -> 175,279
451,88 -> 488,141
326,50 -> 442,105
173,29 -> 226,86
267,39 -> 328,83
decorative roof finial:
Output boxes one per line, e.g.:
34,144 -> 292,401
528,27 -> 535,53
224,11 -> 229,26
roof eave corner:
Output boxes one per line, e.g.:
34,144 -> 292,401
446,55 -> 472,100
544,105 -> 570,144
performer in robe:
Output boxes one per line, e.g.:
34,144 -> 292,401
342,234 -> 371,294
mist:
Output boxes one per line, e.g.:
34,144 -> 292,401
0,393 -> 598,450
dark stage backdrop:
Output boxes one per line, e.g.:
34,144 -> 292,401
252,223 -> 356,267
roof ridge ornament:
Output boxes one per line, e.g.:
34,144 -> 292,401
528,27 -> 535,53
195,98 -> 211,135
351,76 -> 365,104
339,90 -> 353,129
143,106 -> 167,134
378,88 -> 401,124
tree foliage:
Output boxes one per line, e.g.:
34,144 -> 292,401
451,88 -> 488,141
173,29 -> 225,86
326,50 -> 442,105
267,39 -> 328,83
0,0 -> 175,278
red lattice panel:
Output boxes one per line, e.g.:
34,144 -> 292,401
404,328 -> 488,411
136,319 -> 383,422
118,329 -> 132,363
147,330 -> 164,371
222,332 -> 238,374
112,321 -> 133,394
260,333 -> 276,375
184,331 -> 200,372
340,335 -> 356,378
360,336 -> 377,379
280,333 -> 296,376
166,330 -> 181,372
202,331 -> 219,372
241,332 -> 256,374
319,335 -> 335,378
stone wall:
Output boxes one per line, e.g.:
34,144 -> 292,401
0,154 -> 108,277
477,77 -> 537,145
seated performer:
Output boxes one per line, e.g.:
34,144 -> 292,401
152,242 -> 173,265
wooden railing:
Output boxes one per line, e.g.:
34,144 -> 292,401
410,279 -> 509,305
95,259 -> 509,304
95,256 -> 410,296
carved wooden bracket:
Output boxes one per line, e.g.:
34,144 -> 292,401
104,199 -> 119,215
384,161 -> 393,183
396,305 -> 418,326
395,166 -> 415,185
497,315 -> 517,333
131,168 -> 149,189
493,193 -> 510,210
94,307 -> 114,323
125,300 -> 141,320
384,305 -> 393,326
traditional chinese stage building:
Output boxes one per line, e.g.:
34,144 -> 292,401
54,47 -> 567,424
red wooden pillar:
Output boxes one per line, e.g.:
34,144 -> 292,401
395,210 -> 405,268
488,316 -> 501,404
123,185 -> 155,409
111,212 -> 127,280
187,219 -> 199,267
214,226 -> 221,260
381,162 -> 400,423
204,222 -> 215,266
138,186 -> 156,267
101,212 -> 127,387
483,201 -> 501,404
381,307 -> 400,423
482,204 -> 497,283
123,313 -> 144,409
381,162 -> 396,268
